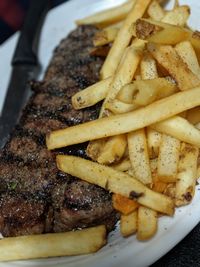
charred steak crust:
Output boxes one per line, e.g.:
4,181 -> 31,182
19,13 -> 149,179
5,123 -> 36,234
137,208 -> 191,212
0,26 -> 118,237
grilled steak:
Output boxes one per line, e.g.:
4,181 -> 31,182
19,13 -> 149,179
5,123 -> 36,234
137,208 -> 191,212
0,25 -> 118,237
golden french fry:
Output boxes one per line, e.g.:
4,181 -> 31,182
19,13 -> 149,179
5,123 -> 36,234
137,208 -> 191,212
47,87 -> 200,150
190,31 -> 200,63
175,143 -> 199,207
97,134 -> 127,164
0,225 -> 106,261
132,77 -> 177,106
57,155 -> 174,215
86,139 -> 106,161
147,128 -> 162,158
76,0 -> 135,28
147,0 -> 165,21
186,107 -> 200,124
152,181 -> 168,193
111,158 -> 132,172
93,27 -> 118,47
117,83 -> 138,104
148,43 -> 200,90
164,183 -> 176,199
161,5 -> 190,26
175,41 -> 200,79
121,210 -> 138,237
105,99 -> 137,114
100,0 -> 151,79
140,53 -> 158,80
137,206 -> 157,240
151,115 -> 200,148
134,19 -> 191,45
72,77 -> 111,110
112,193 -> 139,215
128,129 -> 152,184
157,134 -> 180,183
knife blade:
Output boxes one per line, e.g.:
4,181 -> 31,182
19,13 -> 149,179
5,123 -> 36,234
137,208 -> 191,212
0,0 -> 49,148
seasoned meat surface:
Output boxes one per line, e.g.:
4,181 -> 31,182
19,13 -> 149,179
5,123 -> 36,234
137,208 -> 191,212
0,26 -> 118,237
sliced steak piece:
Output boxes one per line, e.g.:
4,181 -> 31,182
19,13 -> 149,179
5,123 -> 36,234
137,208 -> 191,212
0,25 -> 118,237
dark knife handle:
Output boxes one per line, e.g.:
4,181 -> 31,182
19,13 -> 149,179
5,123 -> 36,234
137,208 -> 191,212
12,0 -> 49,66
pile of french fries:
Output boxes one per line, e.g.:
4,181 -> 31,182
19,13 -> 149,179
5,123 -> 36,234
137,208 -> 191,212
2,0 -> 200,262
47,0 -> 200,243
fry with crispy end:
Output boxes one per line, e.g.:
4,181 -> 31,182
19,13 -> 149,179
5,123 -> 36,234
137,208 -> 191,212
175,143 -> 199,207
137,206 -> 157,240
175,41 -> 200,79
157,134 -> 180,183
57,155 -> 174,215
186,107 -> 200,124
97,134 -> 127,164
100,0 -> 151,79
147,0 -> 165,21
151,115 -> 200,148
76,0 -> 135,28
147,128 -> 162,158
161,5 -> 190,26
128,129 -> 152,184
93,27 -> 119,47
134,19 -> 191,45
0,225 -> 106,261
112,193 -> 139,215
72,77 -> 111,110
148,43 -> 200,90
46,87 -> 200,150
121,210 -> 138,237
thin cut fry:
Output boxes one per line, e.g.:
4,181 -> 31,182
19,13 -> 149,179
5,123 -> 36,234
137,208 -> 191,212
147,0 -> 165,21
57,155 -> 174,215
76,0 -> 135,28
140,53 -> 158,80
121,210 -> 138,237
147,128 -> 162,158
157,134 -> 180,183
100,0 -> 151,79
93,27 -> 118,47
111,158 -> 132,172
161,5 -> 190,26
0,225 -> 106,261
137,206 -> 157,240
105,99 -> 137,114
72,77 -> 111,110
175,143 -> 199,207
128,129 -> 152,184
47,86 -> 200,149
151,115 -> 200,148
148,43 -> 200,90
112,193 -> 139,215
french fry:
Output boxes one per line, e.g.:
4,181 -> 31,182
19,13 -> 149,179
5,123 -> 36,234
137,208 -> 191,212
175,41 -> 200,79
105,99 -> 137,114
93,27 -> 118,47
175,143 -> 199,207
161,5 -> 190,26
112,193 -> 139,215
57,155 -> 174,215
76,0 -> 135,28
0,225 -> 106,261
186,107 -> 200,124
148,43 -> 200,90
72,77 -> 111,110
100,0 -> 151,79
121,210 -> 138,237
97,134 -> 127,164
140,53 -> 158,80
151,115 -> 200,148
147,0 -> 165,21
157,134 -> 180,183
47,87 -> 200,149
147,128 -> 162,158
128,129 -> 152,184
164,183 -> 176,199
134,19 -> 191,45
137,206 -> 157,240
117,83 -> 138,104
111,158 -> 132,172
152,181 -> 168,193
132,77 -> 177,106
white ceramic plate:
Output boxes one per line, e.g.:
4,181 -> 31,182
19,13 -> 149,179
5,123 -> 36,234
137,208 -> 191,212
0,0 -> 200,266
